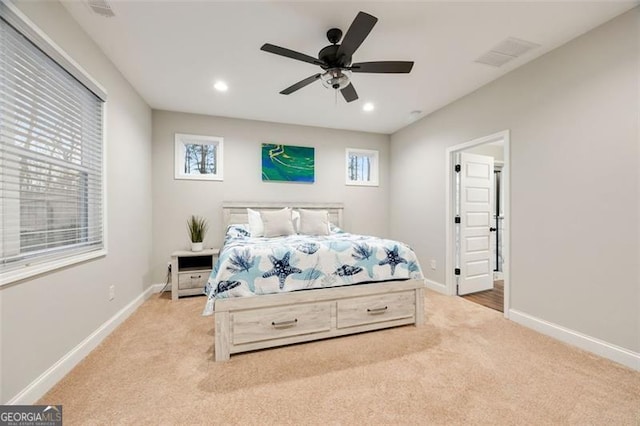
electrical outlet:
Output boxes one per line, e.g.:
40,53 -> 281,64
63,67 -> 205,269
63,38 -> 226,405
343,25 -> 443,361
430,259 -> 437,270
109,285 -> 115,301
167,262 -> 172,273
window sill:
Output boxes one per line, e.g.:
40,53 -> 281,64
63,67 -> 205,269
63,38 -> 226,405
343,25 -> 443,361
0,249 -> 107,287
346,181 -> 379,187
174,174 -> 224,181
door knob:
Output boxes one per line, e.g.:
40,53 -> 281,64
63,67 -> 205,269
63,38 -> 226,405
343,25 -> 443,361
489,227 -> 497,232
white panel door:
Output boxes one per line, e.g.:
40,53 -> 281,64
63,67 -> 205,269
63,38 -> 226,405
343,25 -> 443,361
458,153 -> 494,295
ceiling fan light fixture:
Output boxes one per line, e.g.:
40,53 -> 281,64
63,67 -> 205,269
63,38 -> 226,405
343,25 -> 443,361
320,69 -> 351,90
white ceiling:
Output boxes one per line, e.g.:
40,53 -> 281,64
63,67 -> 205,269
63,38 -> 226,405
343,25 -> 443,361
61,1 -> 637,134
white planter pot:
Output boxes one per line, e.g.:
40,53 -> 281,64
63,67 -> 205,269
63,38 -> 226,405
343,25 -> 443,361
191,242 -> 203,252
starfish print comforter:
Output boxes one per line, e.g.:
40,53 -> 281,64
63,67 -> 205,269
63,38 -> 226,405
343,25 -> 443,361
202,225 -> 424,316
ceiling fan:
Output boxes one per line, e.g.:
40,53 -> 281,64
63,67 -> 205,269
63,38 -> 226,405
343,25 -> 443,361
260,11 -> 414,103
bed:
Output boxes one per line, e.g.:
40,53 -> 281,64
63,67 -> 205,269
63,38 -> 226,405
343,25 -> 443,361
205,202 -> 426,361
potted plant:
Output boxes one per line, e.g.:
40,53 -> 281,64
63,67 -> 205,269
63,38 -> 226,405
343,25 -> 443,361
187,215 -> 208,252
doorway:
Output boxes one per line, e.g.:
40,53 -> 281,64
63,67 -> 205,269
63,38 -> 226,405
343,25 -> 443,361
445,131 -> 510,317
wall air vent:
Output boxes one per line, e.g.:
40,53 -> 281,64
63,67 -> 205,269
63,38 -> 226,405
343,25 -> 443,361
475,37 -> 540,68
87,0 -> 115,18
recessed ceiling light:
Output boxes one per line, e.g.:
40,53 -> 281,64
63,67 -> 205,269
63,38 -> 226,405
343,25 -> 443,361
362,102 -> 374,112
214,81 -> 228,92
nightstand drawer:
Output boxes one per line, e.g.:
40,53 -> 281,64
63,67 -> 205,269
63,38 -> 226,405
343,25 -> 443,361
178,270 -> 210,290
337,291 -> 415,329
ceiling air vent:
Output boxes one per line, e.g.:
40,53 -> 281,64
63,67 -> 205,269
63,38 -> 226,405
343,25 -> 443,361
475,37 -> 540,67
87,0 -> 115,18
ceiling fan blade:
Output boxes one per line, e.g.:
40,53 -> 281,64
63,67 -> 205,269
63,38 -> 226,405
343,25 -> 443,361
280,73 -> 322,95
351,61 -> 414,74
261,43 -> 326,67
340,83 -> 358,103
337,12 -> 378,59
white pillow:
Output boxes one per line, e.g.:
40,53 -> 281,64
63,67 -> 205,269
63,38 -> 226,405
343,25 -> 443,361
261,208 -> 296,237
298,209 -> 330,236
247,208 -> 264,237
292,210 -> 301,233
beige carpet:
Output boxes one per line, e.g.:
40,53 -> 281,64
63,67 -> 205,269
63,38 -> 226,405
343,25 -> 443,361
39,290 -> 640,425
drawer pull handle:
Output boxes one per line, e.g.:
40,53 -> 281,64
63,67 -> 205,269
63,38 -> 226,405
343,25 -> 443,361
367,306 -> 388,315
271,319 -> 298,329
190,275 -> 201,279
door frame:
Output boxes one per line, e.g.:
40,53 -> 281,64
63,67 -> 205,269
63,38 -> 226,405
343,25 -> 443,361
445,130 -> 511,318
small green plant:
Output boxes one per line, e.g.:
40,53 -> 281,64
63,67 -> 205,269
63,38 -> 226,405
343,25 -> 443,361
187,215 -> 208,243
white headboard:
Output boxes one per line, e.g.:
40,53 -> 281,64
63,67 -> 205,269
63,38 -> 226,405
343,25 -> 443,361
222,202 -> 344,234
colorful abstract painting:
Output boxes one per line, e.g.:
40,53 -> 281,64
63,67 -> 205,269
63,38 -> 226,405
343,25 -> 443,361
262,143 -> 315,183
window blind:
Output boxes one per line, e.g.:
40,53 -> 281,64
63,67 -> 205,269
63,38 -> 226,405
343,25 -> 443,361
0,11 -> 105,275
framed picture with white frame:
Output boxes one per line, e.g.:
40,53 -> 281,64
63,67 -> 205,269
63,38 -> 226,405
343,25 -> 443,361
345,148 -> 379,186
174,133 -> 224,181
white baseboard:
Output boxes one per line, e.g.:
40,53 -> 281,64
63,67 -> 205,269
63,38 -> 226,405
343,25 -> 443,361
509,309 -> 640,371
425,278 -> 447,294
8,284 -> 162,405
152,282 -> 170,293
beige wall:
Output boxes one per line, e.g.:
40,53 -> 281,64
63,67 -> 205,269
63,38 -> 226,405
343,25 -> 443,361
151,110 -> 390,284
390,9 -> 639,352
0,1 -> 153,402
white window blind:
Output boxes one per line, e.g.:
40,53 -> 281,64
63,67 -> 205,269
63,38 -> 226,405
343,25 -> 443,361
348,154 -> 372,181
0,9 -> 105,278
345,148 -> 379,187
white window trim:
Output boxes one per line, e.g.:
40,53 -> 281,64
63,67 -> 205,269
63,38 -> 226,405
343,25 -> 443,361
174,133 -> 224,181
0,249 -> 107,286
0,2 -> 108,287
345,148 -> 379,187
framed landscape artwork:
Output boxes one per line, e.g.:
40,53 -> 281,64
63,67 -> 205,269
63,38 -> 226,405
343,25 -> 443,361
262,143 -> 315,183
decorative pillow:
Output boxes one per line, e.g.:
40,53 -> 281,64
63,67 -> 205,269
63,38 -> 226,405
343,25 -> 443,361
226,224 -> 250,239
247,208 -> 264,237
261,208 -> 296,237
224,224 -> 250,245
329,223 -> 345,234
298,209 -> 330,236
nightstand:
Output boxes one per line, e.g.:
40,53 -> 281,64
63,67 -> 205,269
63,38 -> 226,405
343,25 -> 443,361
171,248 -> 219,300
